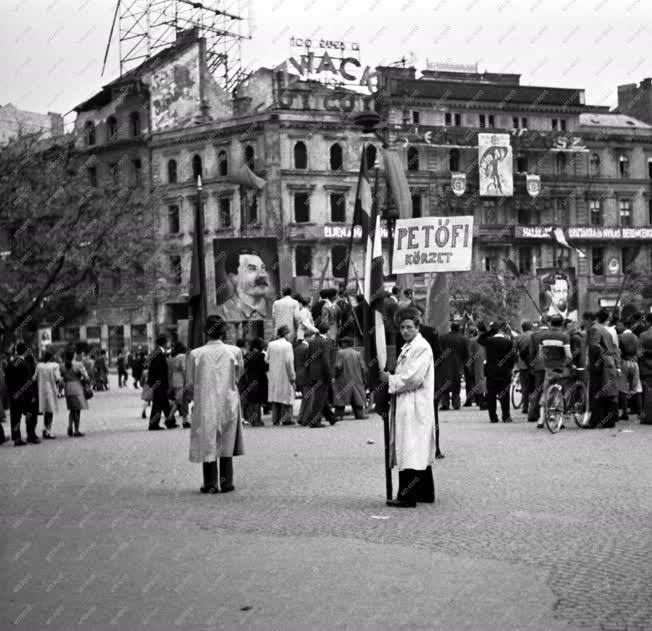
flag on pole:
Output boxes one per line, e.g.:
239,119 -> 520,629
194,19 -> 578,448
552,226 -> 586,258
187,176 -> 207,350
353,149 -> 387,377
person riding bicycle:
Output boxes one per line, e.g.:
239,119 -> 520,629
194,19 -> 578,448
534,314 -> 573,428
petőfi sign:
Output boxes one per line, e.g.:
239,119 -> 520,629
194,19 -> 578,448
393,216 -> 474,273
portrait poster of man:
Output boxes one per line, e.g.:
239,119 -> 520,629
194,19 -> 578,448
478,133 -> 513,197
213,238 -> 279,337
537,268 -> 578,322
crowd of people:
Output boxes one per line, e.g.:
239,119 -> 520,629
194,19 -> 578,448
435,309 -> 652,429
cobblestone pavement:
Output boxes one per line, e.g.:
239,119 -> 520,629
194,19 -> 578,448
1,377 -> 651,630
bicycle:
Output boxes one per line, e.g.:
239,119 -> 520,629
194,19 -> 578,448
510,369 -> 523,410
543,367 -> 589,434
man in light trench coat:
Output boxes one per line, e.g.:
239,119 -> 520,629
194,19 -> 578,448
380,308 -> 436,508
186,315 -> 244,494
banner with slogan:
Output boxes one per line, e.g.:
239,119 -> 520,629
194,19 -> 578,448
392,216 -> 474,274
478,133 -> 513,197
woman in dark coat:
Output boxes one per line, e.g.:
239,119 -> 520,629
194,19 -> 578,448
60,349 -> 90,437
241,338 -> 268,427
131,350 -> 145,388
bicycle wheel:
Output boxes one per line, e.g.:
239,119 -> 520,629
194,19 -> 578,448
544,384 -> 565,434
511,374 -> 523,410
569,380 -> 589,428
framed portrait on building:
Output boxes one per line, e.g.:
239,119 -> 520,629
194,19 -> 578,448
213,238 -> 280,337
537,267 -> 578,322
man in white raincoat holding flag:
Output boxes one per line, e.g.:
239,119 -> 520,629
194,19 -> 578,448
380,308 -> 436,508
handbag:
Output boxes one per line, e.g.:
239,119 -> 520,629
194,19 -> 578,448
83,381 -> 94,400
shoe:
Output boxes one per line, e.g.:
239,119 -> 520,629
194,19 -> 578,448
73,431 -> 85,437
67,427 -> 73,437
502,418 -> 513,423
619,413 -> 629,421
282,420 -> 296,426
148,425 -> 164,431
440,406 -> 450,411
182,421 -> 191,429
250,421 -> 264,427
42,431 -> 56,439
527,418 -> 536,423
200,485 -> 219,494
329,418 -> 338,426
386,499 -> 417,508
309,423 -> 326,428
141,410 -> 146,419
27,436 -> 41,444
536,422 -> 544,428
14,439 -> 27,447
165,422 -> 179,429
220,484 -> 235,493
463,402 -> 473,407
489,419 -> 499,423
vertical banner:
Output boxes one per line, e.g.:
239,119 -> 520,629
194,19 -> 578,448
478,133 -> 513,197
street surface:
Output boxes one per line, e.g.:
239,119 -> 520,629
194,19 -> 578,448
1,375 -> 651,631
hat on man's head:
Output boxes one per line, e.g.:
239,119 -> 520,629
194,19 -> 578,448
277,325 -> 290,338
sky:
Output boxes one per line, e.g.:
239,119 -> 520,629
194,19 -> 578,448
1,0 -> 650,126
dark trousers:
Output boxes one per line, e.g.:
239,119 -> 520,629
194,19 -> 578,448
243,400 -> 262,425
440,378 -> 461,410
10,404 -> 36,441
528,371 -> 545,422
397,466 -> 435,505
519,369 -> 532,414
271,402 -> 293,425
297,385 -> 311,426
305,380 -> 335,426
118,370 -> 128,387
486,377 -> 511,422
202,458 -> 234,490
463,368 -> 475,406
149,389 -> 171,428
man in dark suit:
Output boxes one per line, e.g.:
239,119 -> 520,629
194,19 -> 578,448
305,322 -> 337,428
478,321 -> 517,423
638,313 -> 652,424
5,342 -> 39,445
384,288 -> 399,346
148,335 -> 173,430
587,309 -> 620,428
294,332 -> 312,426
438,322 -> 469,410
515,321 -> 534,416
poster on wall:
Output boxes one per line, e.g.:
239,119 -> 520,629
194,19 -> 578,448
392,216 -> 474,274
478,133 -> 513,197
148,43 -> 201,132
213,238 -> 279,327
537,267 -> 578,322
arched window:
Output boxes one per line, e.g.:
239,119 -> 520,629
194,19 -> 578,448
129,112 -> 141,137
167,159 -> 177,184
218,150 -> 228,176
365,144 -> 377,168
516,152 -> 528,173
107,116 -> 118,142
84,121 -> 96,146
407,146 -> 419,171
244,145 -> 255,171
556,152 -> 567,175
294,141 -> 307,169
329,143 -> 343,170
449,148 -> 460,172
589,153 -> 600,176
192,155 -> 203,180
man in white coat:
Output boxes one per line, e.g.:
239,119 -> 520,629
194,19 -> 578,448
266,325 -> 296,425
186,315 -> 244,494
380,309 -> 436,508
272,288 -> 300,342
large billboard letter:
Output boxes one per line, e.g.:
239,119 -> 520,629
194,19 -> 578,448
149,44 -> 201,132
478,133 -> 513,197
213,238 -> 279,324
537,267 -> 578,322
393,216 -> 474,274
